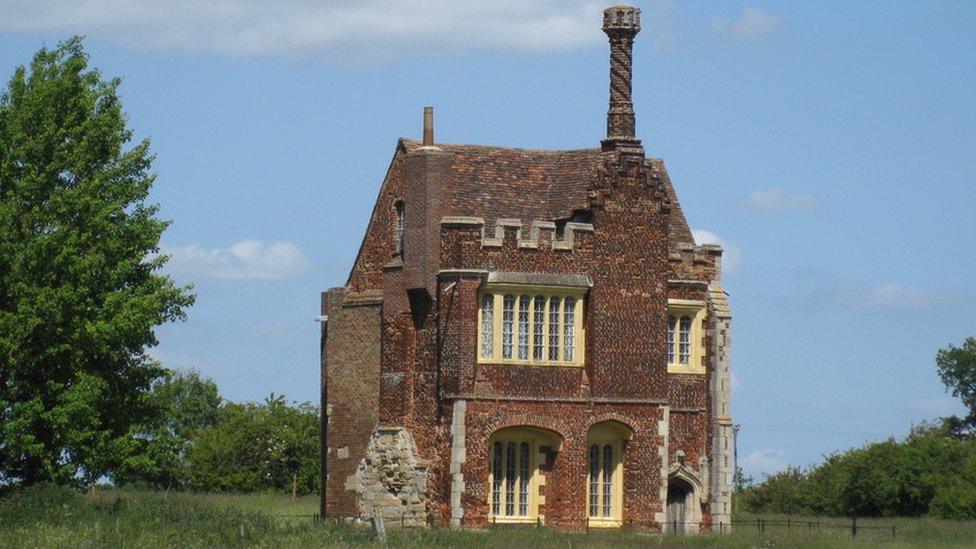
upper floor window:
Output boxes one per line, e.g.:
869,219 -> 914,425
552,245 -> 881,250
394,201 -> 405,255
667,300 -> 705,374
478,288 -> 585,366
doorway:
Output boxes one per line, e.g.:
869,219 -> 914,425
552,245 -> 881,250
665,477 -> 693,533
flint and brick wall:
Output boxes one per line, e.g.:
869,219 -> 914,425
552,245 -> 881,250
322,145 -> 731,530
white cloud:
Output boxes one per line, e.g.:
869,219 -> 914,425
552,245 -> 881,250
691,228 -> 741,273
741,448 -> 789,478
743,188 -> 820,212
862,283 -> 964,308
710,7 -> 781,44
163,239 -> 312,281
0,0 -> 607,61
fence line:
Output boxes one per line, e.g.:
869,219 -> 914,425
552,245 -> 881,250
730,517 -> 897,540
277,513 -> 897,541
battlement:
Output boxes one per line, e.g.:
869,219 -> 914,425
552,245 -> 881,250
440,216 -> 594,251
669,242 -> 723,282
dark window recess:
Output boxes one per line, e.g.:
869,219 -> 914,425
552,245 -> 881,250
555,209 -> 592,238
407,288 -> 432,329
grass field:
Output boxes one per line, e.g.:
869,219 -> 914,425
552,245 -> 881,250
2,486 -> 976,548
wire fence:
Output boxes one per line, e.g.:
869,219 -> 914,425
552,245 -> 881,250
265,513 -> 898,542
730,517 -> 898,540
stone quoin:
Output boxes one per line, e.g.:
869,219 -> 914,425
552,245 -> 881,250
319,5 -> 734,532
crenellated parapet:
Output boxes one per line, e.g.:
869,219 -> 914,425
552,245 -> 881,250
668,242 -> 723,283
440,216 -> 595,251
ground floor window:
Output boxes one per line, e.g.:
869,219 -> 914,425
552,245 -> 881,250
586,422 -> 630,527
489,438 -> 535,521
488,426 -> 563,523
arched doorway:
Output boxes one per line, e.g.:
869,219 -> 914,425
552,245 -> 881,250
666,476 -> 693,533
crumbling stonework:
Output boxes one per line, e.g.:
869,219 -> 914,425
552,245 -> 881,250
345,427 -> 429,526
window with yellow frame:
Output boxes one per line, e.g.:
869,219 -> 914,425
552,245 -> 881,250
478,287 -> 585,367
487,427 -> 561,523
666,299 -> 705,374
586,422 -> 629,527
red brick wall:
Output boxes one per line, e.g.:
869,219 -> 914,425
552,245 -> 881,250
324,146 -> 721,529
347,145 -> 406,292
322,288 -> 382,517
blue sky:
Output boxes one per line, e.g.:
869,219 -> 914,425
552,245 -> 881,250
1,1 -> 974,479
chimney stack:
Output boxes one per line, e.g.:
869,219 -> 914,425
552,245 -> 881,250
601,6 -> 643,155
422,106 -> 434,146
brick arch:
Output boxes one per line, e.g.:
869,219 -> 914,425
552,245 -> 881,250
586,413 -> 639,438
485,414 -> 570,444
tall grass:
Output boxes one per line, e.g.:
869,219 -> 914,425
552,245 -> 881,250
2,486 -> 975,547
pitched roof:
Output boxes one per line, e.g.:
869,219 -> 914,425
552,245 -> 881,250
399,138 -> 694,246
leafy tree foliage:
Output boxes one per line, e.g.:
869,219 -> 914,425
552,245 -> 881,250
186,394 -> 320,495
936,337 -> 976,437
112,371 -> 221,490
741,339 -> 976,519
110,372 -> 320,495
740,426 -> 976,519
0,38 -> 193,486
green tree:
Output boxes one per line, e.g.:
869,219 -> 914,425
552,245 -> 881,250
0,37 -> 193,486
936,337 -> 976,437
739,466 -> 809,515
112,371 -> 221,490
187,395 -> 320,495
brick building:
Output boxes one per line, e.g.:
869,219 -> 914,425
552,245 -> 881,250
320,5 -> 734,532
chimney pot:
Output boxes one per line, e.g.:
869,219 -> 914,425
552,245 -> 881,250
422,106 -> 434,146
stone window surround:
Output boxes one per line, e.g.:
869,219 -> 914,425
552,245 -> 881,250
477,285 -> 586,367
666,299 -> 706,375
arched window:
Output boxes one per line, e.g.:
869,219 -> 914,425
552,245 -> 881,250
587,422 -> 630,527
394,201 -> 405,255
505,442 -> 516,516
488,427 -> 562,523
588,445 -> 600,516
602,444 -> 614,517
491,442 -> 502,516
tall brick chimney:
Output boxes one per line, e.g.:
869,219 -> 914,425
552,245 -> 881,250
601,5 -> 643,155
422,106 -> 434,146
